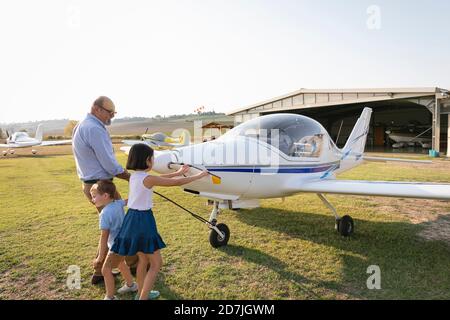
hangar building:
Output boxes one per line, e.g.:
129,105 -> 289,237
227,87 -> 450,155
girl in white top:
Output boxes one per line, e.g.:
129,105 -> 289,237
109,143 -> 208,300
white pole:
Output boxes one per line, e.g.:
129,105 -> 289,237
447,114 -> 450,157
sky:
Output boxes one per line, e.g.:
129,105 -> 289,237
0,0 -> 449,123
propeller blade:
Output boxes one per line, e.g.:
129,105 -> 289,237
141,128 -> 149,141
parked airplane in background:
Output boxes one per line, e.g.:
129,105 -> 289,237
122,108 -> 447,248
0,125 -> 72,155
122,129 -> 190,150
386,128 -> 432,149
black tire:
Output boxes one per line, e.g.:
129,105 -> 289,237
338,215 -> 354,237
209,223 -> 230,248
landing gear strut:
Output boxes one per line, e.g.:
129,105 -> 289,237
153,192 -> 230,248
317,194 -> 354,237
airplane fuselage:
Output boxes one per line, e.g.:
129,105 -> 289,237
153,132 -> 361,201
5,132 -> 41,148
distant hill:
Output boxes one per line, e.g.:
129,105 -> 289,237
0,112 -> 234,137
110,113 -> 234,136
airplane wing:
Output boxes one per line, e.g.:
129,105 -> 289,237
363,156 -> 432,164
40,140 -> 72,146
295,179 -> 450,200
0,143 -> 20,148
122,140 -> 145,146
122,140 -> 179,150
120,146 -> 131,154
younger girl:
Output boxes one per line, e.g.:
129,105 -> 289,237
105,143 -> 208,300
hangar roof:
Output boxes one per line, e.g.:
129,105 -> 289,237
227,87 -> 449,116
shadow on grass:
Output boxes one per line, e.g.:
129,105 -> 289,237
218,244 -> 347,299
230,207 -> 450,299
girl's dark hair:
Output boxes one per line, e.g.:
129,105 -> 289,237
126,143 -> 154,170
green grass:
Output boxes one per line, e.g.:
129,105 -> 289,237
1,153 -> 450,300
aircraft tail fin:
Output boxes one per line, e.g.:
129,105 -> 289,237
180,131 -> 190,146
35,124 -> 43,142
341,107 -> 372,156
168,130 -> 190,146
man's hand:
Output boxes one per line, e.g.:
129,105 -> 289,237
116,170 -> 130,181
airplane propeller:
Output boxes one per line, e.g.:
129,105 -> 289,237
5,130 -> 11,143
141,128 -> 149,141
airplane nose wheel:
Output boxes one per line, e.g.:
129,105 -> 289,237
318,194 -> 354,237
209,223 -> 230,248
336,215 -> 354,237
153,192 -> 231,248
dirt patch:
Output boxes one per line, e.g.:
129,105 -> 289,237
365,196 -> 450,243
0,265 -> 71,300
0,144 -> 73,158
418,215 -> 450,243
381,161 -> 450,171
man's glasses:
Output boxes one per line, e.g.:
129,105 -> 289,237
97,105 -> 117,116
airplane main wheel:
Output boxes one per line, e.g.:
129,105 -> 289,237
338,215 -> 354,237
209,223 -> 230,248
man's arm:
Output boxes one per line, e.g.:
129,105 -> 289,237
90,127 -> 125,178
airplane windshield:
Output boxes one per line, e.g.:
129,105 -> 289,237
12,132 -> 28,140
220,114 -> 325,157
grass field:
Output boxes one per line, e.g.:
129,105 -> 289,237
1,146 -> 450,300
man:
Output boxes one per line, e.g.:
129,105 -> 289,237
72,96 -> 137,285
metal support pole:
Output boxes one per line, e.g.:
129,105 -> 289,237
447,114 -> 450,158
317,194 -> 340,220
432,97 -> 441,153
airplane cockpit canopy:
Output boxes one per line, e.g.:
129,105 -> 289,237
219,114 -> 326,157
11,132 -> 29,142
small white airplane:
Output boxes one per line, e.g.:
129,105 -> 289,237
0,124 -> 72,155
122,108 -> 450,248
122,130 -> 190,150
386,128 -> 432,149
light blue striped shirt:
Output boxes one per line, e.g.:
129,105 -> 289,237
72,113 -> 124,181
99,200 -> 126,249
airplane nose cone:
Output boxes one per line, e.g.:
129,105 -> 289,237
152,151 -> 178,173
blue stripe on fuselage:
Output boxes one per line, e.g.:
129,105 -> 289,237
206,165 -> 337,174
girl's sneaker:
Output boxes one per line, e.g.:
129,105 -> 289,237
117,282 -> 138,294
103,295 -> 119,300
134,290 -> 160,300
